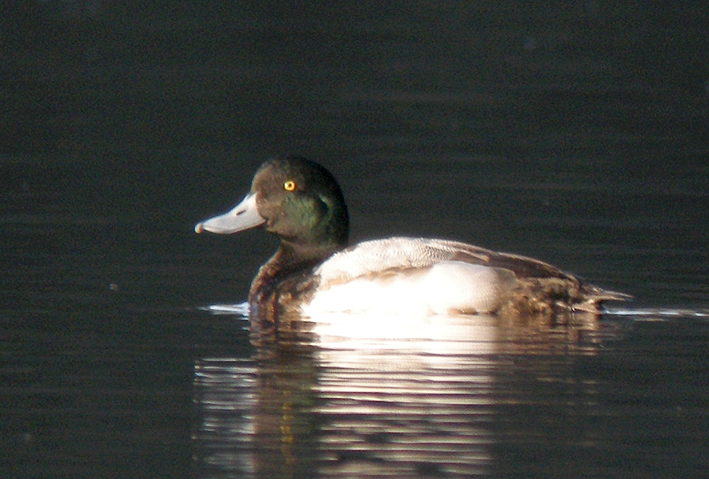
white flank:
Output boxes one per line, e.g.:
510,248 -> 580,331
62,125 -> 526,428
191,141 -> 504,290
303,260 -> 516,316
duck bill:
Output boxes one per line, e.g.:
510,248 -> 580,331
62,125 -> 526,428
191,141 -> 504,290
194,193 -> 266,234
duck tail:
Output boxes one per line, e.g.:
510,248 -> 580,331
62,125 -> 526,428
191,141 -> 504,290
573,285 -> 633,312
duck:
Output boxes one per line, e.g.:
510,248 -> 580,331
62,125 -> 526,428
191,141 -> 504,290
195,155 -> 630,324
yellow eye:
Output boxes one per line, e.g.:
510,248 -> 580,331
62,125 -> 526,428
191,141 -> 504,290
283,180 -> 296,191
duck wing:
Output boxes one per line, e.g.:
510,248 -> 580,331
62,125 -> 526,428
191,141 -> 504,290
316,237 -> 630,310
317,237 -> 569,282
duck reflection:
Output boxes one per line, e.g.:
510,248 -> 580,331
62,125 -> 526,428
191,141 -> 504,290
193,309 -> 619,478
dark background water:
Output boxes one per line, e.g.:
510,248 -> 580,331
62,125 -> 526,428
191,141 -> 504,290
2,2 -> 708,478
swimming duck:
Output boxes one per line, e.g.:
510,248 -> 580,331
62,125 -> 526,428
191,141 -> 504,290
195,155 -> 629,323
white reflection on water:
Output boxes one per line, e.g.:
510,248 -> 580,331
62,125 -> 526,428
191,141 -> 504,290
312,314 -> 498,478
192,309 -> 617,478
193,313 -> 500,478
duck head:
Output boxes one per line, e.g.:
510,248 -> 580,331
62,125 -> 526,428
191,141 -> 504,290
195,155 -> 349,260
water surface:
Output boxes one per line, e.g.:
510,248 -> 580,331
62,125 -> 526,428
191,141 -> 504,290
2,2 -> 708,478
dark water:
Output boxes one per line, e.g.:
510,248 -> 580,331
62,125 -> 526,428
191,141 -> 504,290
2,2 -> 709,478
